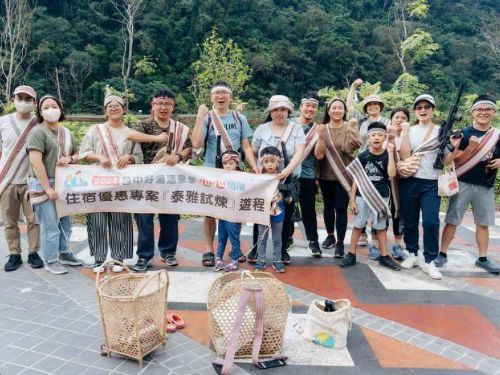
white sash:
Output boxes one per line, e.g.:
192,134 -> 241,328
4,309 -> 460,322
209,110 -> 235,152
95,123 -> 122,164
169,119 -> 190,154
302,123 -> 318,162
0,116 -> 38,195
347,158 -> 390,221
455,127 -> 499,177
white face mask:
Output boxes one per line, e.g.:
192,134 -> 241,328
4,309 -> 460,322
14,99 -> 35,114
42,108 -> 61,123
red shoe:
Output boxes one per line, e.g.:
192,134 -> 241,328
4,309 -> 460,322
167,314 -> 185,329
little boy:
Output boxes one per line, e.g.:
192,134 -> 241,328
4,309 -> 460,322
341,122 -> 401,270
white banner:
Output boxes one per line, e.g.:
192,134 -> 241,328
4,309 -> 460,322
55,164 -> 279,225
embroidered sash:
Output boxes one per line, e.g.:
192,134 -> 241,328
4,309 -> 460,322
168,119 -> 190,154
455,127 -> 499,177
95,123 -> 122,164
0,115 -> 38,195
389,146 -> 400,218
347,158 -> 390,221
324,126 -> 353,192
209,110 -> 234,152
302,123 -> 318,162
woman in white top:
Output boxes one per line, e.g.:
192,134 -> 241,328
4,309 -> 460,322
79,95 -> 143,273
398,94 -> 459,280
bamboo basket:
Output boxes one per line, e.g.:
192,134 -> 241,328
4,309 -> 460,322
96,260 -> 169,366
207,271 -> 290,358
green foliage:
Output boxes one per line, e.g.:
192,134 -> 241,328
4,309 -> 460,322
408,0 -> 429,18
0,101 -> 16,115
401,29 -> 439,64
123,113 -> 140,127
381,73 -> 428,109
191,27 -> 252,106
63,121 -> 91,145
134,56 -> 157,77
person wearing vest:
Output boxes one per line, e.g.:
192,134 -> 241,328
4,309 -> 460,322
26,95 -> 82,275
296,92 -> 321,257
191,81 -> 258,267
79,94 -> 144,273
398,94 -> 460,279
347,78 -> 390,250
315,98 -> 362,259
437,95 -> 499,274
0,85 -> 42,272
250,95 -> 305,265
131,89 -> 192,272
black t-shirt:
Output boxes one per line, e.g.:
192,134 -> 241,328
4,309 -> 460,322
458,126 -> 500,188
356,150 -> 390,198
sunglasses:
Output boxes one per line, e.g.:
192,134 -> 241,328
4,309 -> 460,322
415,104 -> 433,111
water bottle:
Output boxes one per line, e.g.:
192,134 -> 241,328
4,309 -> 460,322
324,300 -> 335,312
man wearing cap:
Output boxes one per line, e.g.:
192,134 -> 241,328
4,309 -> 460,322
0,85 -> 42,271
191,81 -> 258,266
296,92 -> 321,257
438,94 -> 500,274
347,78 -> 390,251
131,88 -> 192,272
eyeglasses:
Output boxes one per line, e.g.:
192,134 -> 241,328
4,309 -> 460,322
474,108 -> 495,113
107,105 -> 122,110
415,104 -> 433,111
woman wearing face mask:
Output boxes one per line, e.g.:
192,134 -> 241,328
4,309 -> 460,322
79,94 -> 143,273
250,95 -> 305,266
26,95 -> 82,275
398,95 -> 460,280
315,98 -> 362,259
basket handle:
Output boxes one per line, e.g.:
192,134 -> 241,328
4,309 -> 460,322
95,259 -> 132,290
132,269 -> 168,299
240,270 -> 255,279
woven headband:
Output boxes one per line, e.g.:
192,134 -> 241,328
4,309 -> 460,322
222,153 -> 240,164
472,100 -> 497,111
367,128 -> 387,136
211,86 -> 232,95
152,97 -> 174,105
301,98 -> 319,105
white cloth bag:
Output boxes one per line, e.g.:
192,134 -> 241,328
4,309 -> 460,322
438,162 -> 459,197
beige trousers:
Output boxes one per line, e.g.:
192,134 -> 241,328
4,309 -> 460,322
0,184 -> 40,253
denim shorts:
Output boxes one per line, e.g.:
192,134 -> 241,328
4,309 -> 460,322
352,196 -> 389,231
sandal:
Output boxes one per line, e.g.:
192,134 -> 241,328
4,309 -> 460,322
167,314 -> 185,329
165,317 -> 177,333
202,252 -> 215,267
238,255 -> 246,263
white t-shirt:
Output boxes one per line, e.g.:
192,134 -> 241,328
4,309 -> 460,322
409,124 -> 440,180
0,113 -> 33,184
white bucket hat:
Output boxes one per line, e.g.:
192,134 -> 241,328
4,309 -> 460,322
265,95 -> 294,113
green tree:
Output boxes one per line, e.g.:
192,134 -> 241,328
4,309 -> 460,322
191,27 -> 252,106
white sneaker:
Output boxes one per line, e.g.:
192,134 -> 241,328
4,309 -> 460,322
400,253 -> 418,269
112,265 -> 123,273
420,261 -> 442,280
93,264 -> 105,274
44,261 -> 68,275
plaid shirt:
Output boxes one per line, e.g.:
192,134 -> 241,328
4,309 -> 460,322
133,117 -> 192,164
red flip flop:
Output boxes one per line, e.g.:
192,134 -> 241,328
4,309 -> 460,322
165,317 -> 176,333
167,314 -> 185,329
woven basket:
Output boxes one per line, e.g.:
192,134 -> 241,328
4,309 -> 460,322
96,260 -> 169,366
207,271 -> 290,358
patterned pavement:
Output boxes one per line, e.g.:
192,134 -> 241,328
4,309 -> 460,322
0,211 -> 499,375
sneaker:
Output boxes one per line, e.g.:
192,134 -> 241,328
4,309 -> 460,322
475,259 -> 500,274
247,248 -> 257,263
27,252 -> 44,269
255,259 -> 266,272
92,263 -> 104,274
59,252 -> 83,266
334,243 -> 345,258
420,261 -> 442,280
133,257 -> 153,272
434,254 -> 448,268
272,260 -> 285,273
4,254 -> 22,272
214,258 -> 225,271
391,245 -> 406,260
44,261 -> 67,275
224,260 -> 239,272
309,241 -> 322,258
340,252 -> 356,268
400,253 -> 418,269
358,233 -> 368,246
286,237 -> 294,250
112,264 -> 124,273
321,235 -> 336,249
281,250 -> 291,264
379,255 -> 401,271
164,256 -> 178,267
368,245 -> 380,260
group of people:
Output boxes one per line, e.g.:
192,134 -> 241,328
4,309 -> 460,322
0,81 -> 498,279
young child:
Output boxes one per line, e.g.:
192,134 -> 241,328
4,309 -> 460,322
255,147 -> 286,273
341,122 -> 401,271
214,150 -> 242,272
